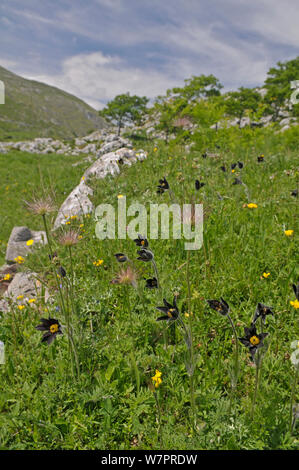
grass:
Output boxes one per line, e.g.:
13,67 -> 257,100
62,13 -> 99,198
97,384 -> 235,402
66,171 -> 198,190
0,150 -> 87,264
0,128 -> 298,449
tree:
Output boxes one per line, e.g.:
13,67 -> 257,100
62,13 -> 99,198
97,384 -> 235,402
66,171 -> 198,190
264,57 -> 299,119
224,87 -> 261,127
172,74 -> 223,102
99,93 -> 149,135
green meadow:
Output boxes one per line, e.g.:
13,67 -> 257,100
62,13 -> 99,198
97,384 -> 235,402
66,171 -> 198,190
0,125 -> 298,449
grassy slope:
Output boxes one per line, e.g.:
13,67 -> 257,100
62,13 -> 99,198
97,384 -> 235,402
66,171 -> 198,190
0,66 -> 107,141
0,128 -> 298,449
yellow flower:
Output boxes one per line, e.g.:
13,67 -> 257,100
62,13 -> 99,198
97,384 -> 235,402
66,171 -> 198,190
28,298 -> 36,304
66,221 -> 71,225
3,274 -> 11,281
93,259 -> 104,267
284,230 -> 294,237
151,369 -> 162,388
16,295 -> 24,300
231,169 -> 236,173
18,305 -> 25,310
154,147 -> 158,152
262,272 -> 270,278
247,203 -> 258,209
117,194 -> 124,199
14,256 -> 25,264
79,224 -> 84,228
70,215 -> 77,220
290,300 -> 299,309
26,239 -> 34,246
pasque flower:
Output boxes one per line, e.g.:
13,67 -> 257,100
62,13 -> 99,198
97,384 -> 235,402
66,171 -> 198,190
114,253 -> 128,263
157,176 -> 169,194
195,180 -> 205,190
133,234 -> 149,248
156,297 -> 179,322
207,297 -> 230,316
137,249 -> 154,262
144,277 -> 158,289
253,303 -> 274,324
238,324 -> 268,360
35,318 -> 63,345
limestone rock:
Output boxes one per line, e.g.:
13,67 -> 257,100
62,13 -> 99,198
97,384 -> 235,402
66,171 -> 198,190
5,226 -> 47,264
54,181 -> 94,229
0,271 -> 40,313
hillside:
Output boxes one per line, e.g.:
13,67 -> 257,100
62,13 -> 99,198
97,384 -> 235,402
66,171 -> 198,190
0,66 -> 107,141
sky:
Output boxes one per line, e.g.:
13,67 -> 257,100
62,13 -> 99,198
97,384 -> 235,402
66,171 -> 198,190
0,0 -> 298,109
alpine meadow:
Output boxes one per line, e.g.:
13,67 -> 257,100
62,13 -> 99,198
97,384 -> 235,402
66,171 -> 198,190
0,16 -> 298,451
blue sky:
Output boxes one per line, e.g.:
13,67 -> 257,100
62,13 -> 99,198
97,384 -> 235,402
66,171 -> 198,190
0,0 -> 298,109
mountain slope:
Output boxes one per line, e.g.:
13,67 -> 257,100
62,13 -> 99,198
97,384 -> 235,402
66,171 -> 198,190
0,66 -> 107,141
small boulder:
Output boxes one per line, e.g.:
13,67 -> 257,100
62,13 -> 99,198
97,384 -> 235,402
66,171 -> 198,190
5,226 -> 47,264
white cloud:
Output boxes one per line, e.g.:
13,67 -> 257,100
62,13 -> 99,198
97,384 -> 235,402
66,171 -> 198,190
22,51 -> 181,109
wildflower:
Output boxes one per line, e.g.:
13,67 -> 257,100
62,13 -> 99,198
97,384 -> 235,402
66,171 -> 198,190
257,154 -> 264,162
144,277 -> 158,289
59,230 -> 80,247
262,272 -> 271,278
247,203 -> 258,209
231,163 -> 237,170
2,274 -> 11,281
253,303 -> 274,324
154,147 -> 158,152
35,318 -> 63,345
28,298 -> 36,304
238,161 -> 244,169
70,215 -> 77,220
291,189 -> 298,197
231,169 -> 236,173
195,180 -> 205,190
151,369 -> 162,388
202,152 -> 207,159
157,176 -> 169,194
57,266 -> 66,278
117,194 -> 124,199
18,305 -> 25,310
14,256 -> 25,264
290,300 -> 299,309
284,230 -> 294,237
111,266 -> 138,288
93,259 -> 104,267
156,297 -> 179,322
26,239 -> 34,246
238,324 -> 268,361
16,295 -> 24,300
25,196 -> 56,216
137,249 -> 154,262
207,297 -> 230,316
114,253 -> 128,263
133,234 -> 149,248
49,251 -> 58,262
220,165 -> 227,172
